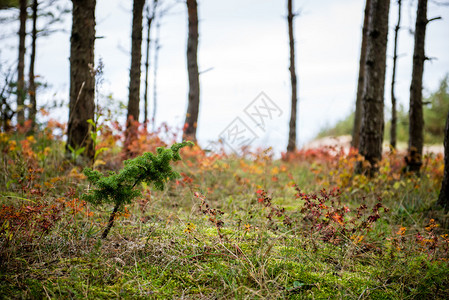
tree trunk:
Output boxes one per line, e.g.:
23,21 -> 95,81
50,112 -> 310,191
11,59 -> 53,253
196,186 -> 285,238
16,0 -> 27,125
28,0 -> 38,131
286,0 -> 298,153
152,19 -> 161,131
352,0 -> 370,149
183,0 -> 200,142
67,0 -> 96,159
127,0 -> 145,125
124,0 -> 145,155
124,0 -> 145,154
101,203 -> 120,239
437,110 -> 449,212
357,0 -> 390,176
407,0 -> 427,173
390,0 -> 402,149
143,1 -> 156,126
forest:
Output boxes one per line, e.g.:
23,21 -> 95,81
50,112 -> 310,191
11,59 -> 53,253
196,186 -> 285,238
1,0 -> 449,299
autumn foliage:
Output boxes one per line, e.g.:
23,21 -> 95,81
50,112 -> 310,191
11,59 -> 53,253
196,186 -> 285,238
0,116 -> 448,298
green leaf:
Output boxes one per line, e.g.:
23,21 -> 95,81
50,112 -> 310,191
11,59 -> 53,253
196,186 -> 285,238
94,147 -> 108,160
86,119 -> 96,127
6,179 -> 16,189
75,147 -> 86,156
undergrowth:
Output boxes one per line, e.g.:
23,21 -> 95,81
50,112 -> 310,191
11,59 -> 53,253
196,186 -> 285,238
0,119 -> 448,299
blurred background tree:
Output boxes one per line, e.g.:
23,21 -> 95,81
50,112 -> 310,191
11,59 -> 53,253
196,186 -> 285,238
317,75 -> 449,146
423,75 -> 449,143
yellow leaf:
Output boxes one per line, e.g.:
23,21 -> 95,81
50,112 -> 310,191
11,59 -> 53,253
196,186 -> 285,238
393,182 -> 400,190
93,159 -> 106,167
26,136 -> 36,143
69,167 -> 86,180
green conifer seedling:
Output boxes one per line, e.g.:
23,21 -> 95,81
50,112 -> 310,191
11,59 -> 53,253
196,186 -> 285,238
82,141 -> 193,239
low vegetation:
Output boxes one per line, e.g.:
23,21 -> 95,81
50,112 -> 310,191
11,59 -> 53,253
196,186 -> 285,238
0,116 -> 448,299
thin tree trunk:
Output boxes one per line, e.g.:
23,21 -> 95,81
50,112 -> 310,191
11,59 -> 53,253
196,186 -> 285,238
28,0 -> 38,131
357,0 -> 390,176
143,0 -> 157,126
352,0 -> 370,149
407,0 -> 427,173
437,110 -> 449,212
152,19 -> 161,131
286,0 -> 298,153
16,0 -> 27,125
390,0 -> 402,149
127,0 -> 145,125
67,0 -> 96,159
143,4 -> 151,126
183,0 -> 200,142
101,203 -> 120,239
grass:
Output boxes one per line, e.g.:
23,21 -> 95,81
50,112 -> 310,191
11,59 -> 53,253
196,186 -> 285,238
1,127 -> 448,299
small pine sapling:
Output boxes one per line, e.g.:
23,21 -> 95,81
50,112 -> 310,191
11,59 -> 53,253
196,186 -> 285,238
82,141 -> 193,239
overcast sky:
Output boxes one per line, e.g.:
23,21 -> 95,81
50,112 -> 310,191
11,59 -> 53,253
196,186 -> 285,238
1,0 -> 448,153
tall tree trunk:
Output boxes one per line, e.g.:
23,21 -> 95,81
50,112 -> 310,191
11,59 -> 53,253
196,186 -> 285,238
352,0 -> 370,149
67,0 -> 96,159
152,19 -> 161,131
286,0 -> 298,153
437,110 -> 449,212
357,0 -> 390,176
28,0 -> 38,131
16,0 -> 27,125
183,0 -> 200,142
390,0 -> 402,149
127,0 -> 145,125
125,0 -> 145,154
407,0 -> 427,173
143,1 -> 156,126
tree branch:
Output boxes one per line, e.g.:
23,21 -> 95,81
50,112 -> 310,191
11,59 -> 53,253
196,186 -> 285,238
427,16 -> 442,23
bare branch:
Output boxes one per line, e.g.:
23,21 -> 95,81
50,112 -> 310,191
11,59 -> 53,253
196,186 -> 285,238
199,67 -> 214,75
427,16 -> 442,23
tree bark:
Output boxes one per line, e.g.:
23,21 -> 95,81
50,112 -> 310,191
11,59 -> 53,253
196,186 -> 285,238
67,0 -> 96,159
16,0 -> 27,125
286,0 -> 298,153
352,0 -> 370,149
390,0 -> 401,149
357,0 -> 390,176
28,0 -> 38,131
127,0 -> 145,125
183,0 -> 200,142
437,110 -> 449,212
407,0 -> 427,173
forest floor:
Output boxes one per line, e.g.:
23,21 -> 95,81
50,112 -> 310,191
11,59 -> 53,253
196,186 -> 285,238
1,127 -> 448,299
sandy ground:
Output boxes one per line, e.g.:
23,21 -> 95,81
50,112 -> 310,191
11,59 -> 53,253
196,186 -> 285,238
304,135 -> 444,154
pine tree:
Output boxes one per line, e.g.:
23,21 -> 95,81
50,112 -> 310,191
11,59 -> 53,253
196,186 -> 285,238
82,141 -> 193,239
